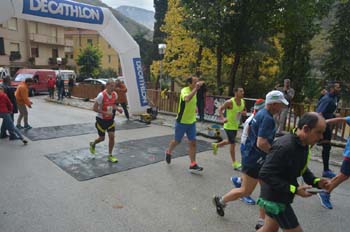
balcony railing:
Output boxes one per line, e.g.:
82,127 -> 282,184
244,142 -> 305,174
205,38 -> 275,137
65,39 -> 74,47
64,47 -> 73,53
29,33 -> 65,46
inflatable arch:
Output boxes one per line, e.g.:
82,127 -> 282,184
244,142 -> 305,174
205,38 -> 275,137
0,0 -> 148,114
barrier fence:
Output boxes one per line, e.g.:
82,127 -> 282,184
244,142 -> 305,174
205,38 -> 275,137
147,89 -> 350,142
71,84 -> 103,99
70,87 -> 349,142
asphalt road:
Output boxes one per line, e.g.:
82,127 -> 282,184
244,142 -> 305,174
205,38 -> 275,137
0,96 -> 349,232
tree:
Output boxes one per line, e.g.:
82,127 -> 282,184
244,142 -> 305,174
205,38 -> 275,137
181,0 -> 230,94
99,68 -> 117,79
277,0 -> 334,101
322,0 -> 350,83
224,0 -> 280,96
76,45 -> 102,78
182,0 -> 280,95
321,0 -> 350,106
151,0 -> 217,90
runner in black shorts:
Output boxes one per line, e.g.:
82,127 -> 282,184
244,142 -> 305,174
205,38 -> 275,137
212,88 -> 246,170
257,113 -> 329,232
89,79 -> 121,163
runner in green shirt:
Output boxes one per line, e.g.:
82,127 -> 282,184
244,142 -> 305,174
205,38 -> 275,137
164,76 -> 205,173
212,87 -> 246,170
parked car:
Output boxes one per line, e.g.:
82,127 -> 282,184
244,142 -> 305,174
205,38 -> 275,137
82,78 -> 107,85
12,69 -> 56,96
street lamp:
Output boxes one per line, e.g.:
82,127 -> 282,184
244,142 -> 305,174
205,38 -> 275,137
56,57 -> 62,65
57,57 -> 62,71
158,43 -> 166,89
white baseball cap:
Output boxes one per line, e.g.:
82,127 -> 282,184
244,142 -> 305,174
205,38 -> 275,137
265,90 -> 289,106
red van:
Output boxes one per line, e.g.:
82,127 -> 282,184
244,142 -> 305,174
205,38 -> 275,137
12,69 -> 56,96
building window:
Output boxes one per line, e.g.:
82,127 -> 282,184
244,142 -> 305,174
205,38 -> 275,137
31,47 -> 39,57
108,44 -> 111,48
9,43 -> 21,61
108,55 -> 111,63
52,48 -> 58,58
87,39 -> 93,46
0,38 -> 5,55
10,42 -> 20,52
8,18 -> 17,31
70,54 -> 74,59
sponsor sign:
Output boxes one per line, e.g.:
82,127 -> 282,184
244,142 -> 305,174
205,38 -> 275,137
23,0 -> 104,25
133,58 -> 148,107
203,96 -> 254,123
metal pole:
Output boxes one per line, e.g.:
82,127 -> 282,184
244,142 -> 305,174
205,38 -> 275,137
159,59 -> 163,88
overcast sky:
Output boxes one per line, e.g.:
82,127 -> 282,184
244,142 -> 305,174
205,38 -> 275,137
101,0 -> 154,12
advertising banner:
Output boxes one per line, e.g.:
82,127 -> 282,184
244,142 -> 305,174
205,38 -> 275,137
0,0 -> 148,114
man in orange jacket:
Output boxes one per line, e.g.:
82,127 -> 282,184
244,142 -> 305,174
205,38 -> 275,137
115,79 -> 129,120
15,78 -> 33,129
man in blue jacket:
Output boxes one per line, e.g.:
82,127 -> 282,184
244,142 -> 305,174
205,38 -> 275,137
316,82 -> 341,179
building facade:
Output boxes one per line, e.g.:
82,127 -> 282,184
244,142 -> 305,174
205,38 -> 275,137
64,29 -> 121,75
0,18 -> 74,76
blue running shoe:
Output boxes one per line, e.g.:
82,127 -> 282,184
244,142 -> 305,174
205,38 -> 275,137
231,176 -> 241,188
318,192 -> 333,209
231,176 -> 256,205
322,170 -> 336,179
241,196 -> 256,205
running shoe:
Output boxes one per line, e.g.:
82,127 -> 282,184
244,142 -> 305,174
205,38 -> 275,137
89,142 -> 96,155
213,196 -> 226,217
108,155 -> 118,163
16,125 -> 23,129
189,164 -> 203,174
318,192 -> 333,209
255,223 -> 263,230
241,196 -> 256,205
24,125 -> 32,129
232,161 -> 242,171
212,195 -> 225,217
22,139 -> 28,145
231,176 -> 241,188
212,143 -> 218,155
322,170 -> 336,179
255,218 -> 264,230
165,150 -> 171,164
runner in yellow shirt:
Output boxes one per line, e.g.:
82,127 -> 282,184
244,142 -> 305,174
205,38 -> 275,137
164,76 -> 204,173
212,87 -> 246,170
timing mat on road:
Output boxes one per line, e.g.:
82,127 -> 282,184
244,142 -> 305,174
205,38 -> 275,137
22,120 -> 149,141
45,134 -> 212,181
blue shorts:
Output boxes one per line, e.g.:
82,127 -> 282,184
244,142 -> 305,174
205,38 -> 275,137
174,122 -> 196,142
340,158 -> 350,176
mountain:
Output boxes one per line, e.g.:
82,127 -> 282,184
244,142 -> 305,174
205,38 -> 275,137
116,6 -> 155,31
74,0 -> 153,40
